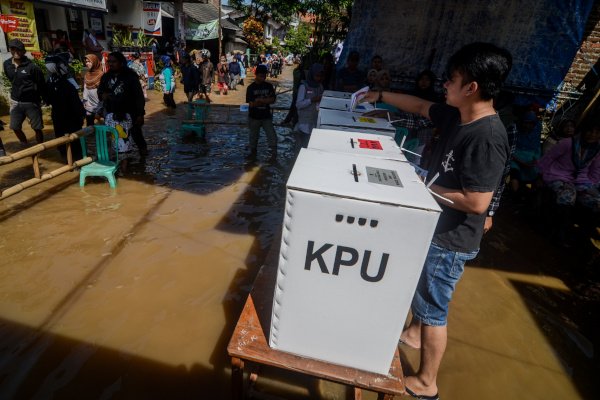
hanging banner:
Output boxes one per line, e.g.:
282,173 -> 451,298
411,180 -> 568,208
142,2 -> 162,36
1,0 -> 40,52
185,19 -> 219,41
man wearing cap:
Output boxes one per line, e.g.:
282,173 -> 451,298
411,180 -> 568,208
245,64 -> 277,163
198,53 -> 213,103
2,39 -> 46,155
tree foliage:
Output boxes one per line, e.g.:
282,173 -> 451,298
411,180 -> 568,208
242,16 -> 265,52
230,0 -> 353,50
285,22 -> 312,55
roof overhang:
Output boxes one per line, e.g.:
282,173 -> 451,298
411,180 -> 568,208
36,0 -> 107,12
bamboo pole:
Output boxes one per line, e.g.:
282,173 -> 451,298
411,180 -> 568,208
0,127 -> 95,201
0,157 -> 92,201
0,127 -> 93,166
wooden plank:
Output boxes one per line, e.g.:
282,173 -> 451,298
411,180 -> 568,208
227,250 -> 405,396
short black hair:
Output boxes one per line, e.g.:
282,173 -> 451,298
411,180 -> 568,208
108,51 -> 128,66
445,42 -> 512,100
371,55 -> 382,62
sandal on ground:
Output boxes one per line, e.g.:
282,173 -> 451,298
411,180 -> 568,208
405,386 -> 439,400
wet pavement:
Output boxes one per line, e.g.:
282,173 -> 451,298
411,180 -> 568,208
0,67 -> 598,399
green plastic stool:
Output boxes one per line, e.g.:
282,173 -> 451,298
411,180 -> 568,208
181,99 -> 209,137
79,125 -> 120,188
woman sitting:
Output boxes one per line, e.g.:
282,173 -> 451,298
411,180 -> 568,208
542,118 -> 576,154
538,119 -> 600,242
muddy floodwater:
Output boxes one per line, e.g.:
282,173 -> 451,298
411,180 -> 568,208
0,69 -> 598,399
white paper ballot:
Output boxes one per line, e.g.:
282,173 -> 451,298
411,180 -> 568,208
350,86 -> 370,111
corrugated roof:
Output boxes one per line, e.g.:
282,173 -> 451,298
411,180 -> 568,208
183,3 -> 241,31
183,3 -> 218,22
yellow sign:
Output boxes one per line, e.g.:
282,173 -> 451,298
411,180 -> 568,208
357,117 -> 376,123
1,0 -> 40,52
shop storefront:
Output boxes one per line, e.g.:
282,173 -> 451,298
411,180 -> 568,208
31,0 -> 107,58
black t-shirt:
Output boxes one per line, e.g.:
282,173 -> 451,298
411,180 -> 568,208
246,81 -> 275,120
427,103 -> 509,252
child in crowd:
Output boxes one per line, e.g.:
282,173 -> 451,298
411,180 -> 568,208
370,55 -> 383,71
238,54 -> 247,86
245,64 -> 277,163
105,111 -> 133,154
217,55 -> 229,95
367,69 -> 378,89
159,56 -> 176,108
294,63 -> 325,148
104,111 -> 133,171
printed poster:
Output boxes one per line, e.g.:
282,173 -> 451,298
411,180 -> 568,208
1,0 -> 40,52
142,2 -> 162,36
185,19 -> 218,41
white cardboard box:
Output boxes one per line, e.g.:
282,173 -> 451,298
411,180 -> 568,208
270,149 -> 441,374
323,90 -> 352,99
308,128 -> 408,162
319,97 -> 375,113
317,108 -> 396,136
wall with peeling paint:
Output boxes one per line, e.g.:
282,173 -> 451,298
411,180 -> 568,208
342,0 -> 594,95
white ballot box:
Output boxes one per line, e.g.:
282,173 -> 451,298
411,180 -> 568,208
317,109 -> 396,136
323,90 -> 352,99
308,128 -> 407,162
319,97 -> 375,113
269,149 -> 441,374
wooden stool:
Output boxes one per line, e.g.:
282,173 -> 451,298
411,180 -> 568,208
227,259 -> 405,399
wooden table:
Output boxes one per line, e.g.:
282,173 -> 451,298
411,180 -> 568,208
227,253 -> 405,399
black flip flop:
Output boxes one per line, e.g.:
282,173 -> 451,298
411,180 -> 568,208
405,386 -> 440,400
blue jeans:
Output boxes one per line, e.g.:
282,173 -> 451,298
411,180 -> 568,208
411,242 -> 478,326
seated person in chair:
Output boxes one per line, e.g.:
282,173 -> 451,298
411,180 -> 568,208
538,118 -> 600,242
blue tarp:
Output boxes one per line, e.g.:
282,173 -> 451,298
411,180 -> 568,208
341,0 -> 594,97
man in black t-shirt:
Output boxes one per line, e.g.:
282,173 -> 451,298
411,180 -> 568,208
245,64 -> 277,163
362,43 -> 511,399
3,39 -> 47,153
